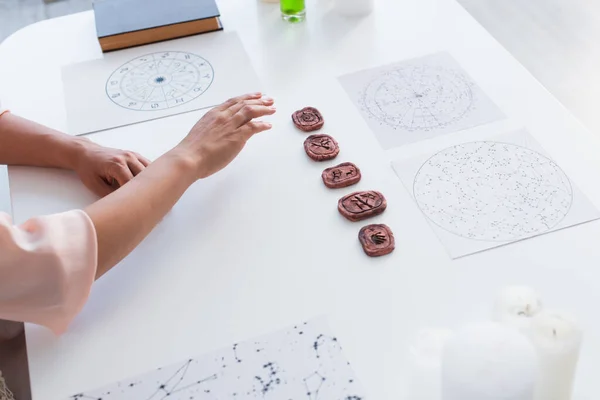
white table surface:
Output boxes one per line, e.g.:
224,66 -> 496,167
460,0 -> 600,137
2,0 -> 600,399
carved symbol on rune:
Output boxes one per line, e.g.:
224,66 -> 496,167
322,162 -> 362,189
370,232 -> 387,244
311,137 -> 332,150
304,134 -> 340,161
338,190 -> 387,222
358,224 -> 395,257
292,107 -> 324,132
350,193 -> 377,210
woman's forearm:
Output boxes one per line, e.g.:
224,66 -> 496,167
0,113 -> 86,169
77,92 -> 275,279
85,149 -> 197,278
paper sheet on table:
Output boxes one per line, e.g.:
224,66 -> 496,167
392,129 -> 600,259
67,317 -> 366,399
338,52 -> 505,149
62,31 -> 261,135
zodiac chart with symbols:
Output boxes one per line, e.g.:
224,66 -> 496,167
413,141 -> 574,242
67,318 -> 366,399
339,52 -> 504,149
105,51 -> 214,111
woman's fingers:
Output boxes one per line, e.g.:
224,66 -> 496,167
127,159 -> 146,176
228,97 -> 274,115
238,121 -> 273,139
93,177 -> 116,197
176,92 -> 277,179
233,105 -> 276,127
111,165 -> 135,187
135,152 -> 152,167
216,92 -> 262,111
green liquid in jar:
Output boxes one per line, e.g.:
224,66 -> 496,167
281,0 -> 306,22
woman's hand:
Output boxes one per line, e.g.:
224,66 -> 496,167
175,92 -> 276,179
0,112 -> 151,197
78,92 -> 275,195
73,143 -> 151,197
2,94 -> 277,283
87,92 -> 276,278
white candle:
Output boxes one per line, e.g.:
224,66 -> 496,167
442,322 -> 537,400
493,286 -> 543,333
529,310 -> 583,400
406,328 -> 453,400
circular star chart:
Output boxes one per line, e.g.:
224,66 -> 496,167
105,51 -> 214,111
361,64 -> 474,131
413,141 -> 573,241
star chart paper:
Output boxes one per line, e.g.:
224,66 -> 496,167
392,129 -> 600,258
339,52 -> 504,149
68,317 -> 366,399
62,32 -> 261,135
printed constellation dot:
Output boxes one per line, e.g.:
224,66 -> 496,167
360,63 -> 473,131
413,141 -> 573,241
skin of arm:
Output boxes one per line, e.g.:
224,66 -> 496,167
0,113 -> 152,196
0,112 -> 88,169
0,94 -> 272,338
86,93 -> 275,278
87,150 -> 196,278
0,93 -> 274,279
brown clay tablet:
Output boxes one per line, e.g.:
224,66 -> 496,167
322,162 -> 361,189
292,107 -> 324,132
338,190 -> 387,222
304,134 -> 340,161
358,224 -> 395,257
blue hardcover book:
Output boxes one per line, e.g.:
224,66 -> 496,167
93,0 -> 222,52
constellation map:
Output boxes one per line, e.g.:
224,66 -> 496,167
339,52 -> 504,149
362,63 -> 472,132
414,141 -> 573,241
105,51 -> 214,111
392,130 -> 600,258
67,318 -> 366,399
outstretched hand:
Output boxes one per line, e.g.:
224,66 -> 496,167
74,143 -> 151,197
176,92 -> 276,179
85,93 -> 277,279
74,92 -> 274,196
